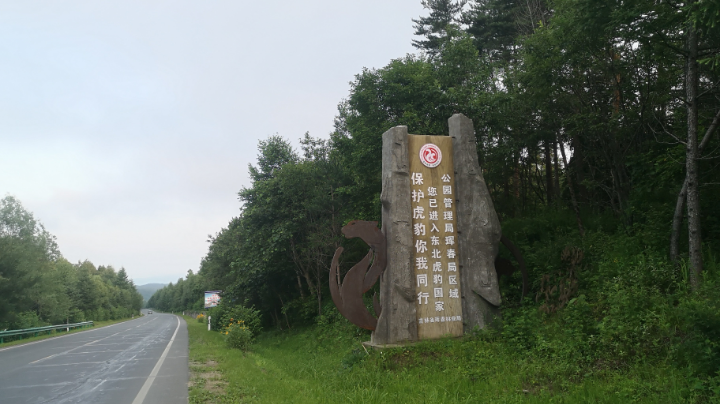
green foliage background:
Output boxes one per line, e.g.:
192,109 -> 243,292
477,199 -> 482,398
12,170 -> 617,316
153,0 -> 720,399
0,195 -> 143,332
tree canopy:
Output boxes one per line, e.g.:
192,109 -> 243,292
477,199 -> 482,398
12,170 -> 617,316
0,196 -> 143,329
150,1 -> 719,386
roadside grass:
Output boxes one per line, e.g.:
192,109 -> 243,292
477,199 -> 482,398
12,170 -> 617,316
0,316 -> 143,349
185,317 -> 698,404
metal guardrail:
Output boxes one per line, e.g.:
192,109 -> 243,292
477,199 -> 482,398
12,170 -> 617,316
0,321 -> 94,344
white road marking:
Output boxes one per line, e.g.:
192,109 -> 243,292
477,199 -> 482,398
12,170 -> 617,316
66,350 -> 128,354
131,316 -> 181,404
27,317 -> 160,365
3,375 -> 177,389
29,354 -> 58,364
30,361 -> 106,367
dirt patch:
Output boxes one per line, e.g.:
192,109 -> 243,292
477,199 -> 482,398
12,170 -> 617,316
189,360 -> 227,395
190,359 -> 217,368
202,372 -> 226,394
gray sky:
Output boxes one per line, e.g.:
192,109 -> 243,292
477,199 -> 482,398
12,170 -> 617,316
0,1 -> 425,285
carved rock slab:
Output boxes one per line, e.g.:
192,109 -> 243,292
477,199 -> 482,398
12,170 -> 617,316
450,113 -> 502,331
372,125 -> 417,345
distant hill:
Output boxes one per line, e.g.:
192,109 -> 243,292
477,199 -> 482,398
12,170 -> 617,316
136,283 -> 167,303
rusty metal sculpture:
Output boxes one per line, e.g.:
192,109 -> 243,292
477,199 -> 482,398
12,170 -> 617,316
329,220 -> 386,331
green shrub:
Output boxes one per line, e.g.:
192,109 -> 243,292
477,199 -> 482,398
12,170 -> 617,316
225,320 -> 253,351
672,274 -> 720,380
217,302 -> 262,337
315,302 -> 371,342
12,311 -> 42,329
197,313 -> 205,323
69,309 -> 85,323
340,348 -> 367,369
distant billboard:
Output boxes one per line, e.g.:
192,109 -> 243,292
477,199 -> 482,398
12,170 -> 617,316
204,291 -> 221,308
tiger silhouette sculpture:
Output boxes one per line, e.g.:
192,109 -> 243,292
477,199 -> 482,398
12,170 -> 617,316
329,220 -> 386,331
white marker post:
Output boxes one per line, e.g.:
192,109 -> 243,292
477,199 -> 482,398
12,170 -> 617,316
207,316 -> 211,331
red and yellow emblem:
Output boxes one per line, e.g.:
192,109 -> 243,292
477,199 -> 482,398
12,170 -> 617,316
419,143 -> 442,168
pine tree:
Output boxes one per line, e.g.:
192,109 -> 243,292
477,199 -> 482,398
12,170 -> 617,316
412,0 -> 467,55
463,0 -> 518,62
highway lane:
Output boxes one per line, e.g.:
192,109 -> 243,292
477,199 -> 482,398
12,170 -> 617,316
0,312 -> 188,404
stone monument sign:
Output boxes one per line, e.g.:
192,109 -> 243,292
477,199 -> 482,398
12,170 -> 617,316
329,113 -> 502,347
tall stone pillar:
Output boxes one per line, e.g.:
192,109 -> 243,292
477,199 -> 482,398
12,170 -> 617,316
372,126 -> 418,345
450,114 -> 502,331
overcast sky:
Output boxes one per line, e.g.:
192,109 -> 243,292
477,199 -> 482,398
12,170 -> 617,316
0,1 -> 426,285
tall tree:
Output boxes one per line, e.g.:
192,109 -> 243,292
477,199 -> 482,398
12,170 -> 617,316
413,0 -> 468,54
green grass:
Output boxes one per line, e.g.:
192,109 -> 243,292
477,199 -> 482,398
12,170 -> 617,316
0,316 -> 143,348
185,317 -> 705,404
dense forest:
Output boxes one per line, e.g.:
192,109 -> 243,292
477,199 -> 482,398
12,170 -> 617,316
0,196 -> 143,330
150,0 -> 720,392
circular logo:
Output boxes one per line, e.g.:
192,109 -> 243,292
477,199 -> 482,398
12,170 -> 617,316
419,143 -> 442,168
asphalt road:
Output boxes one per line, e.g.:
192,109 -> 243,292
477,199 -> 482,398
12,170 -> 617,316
0,311 -> 188,404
